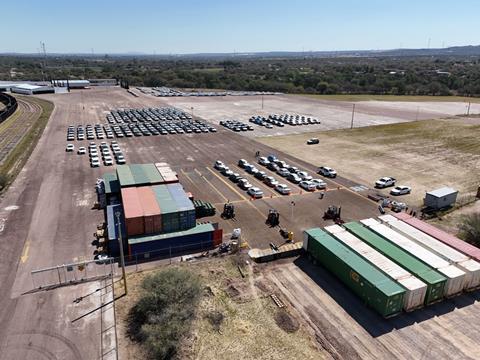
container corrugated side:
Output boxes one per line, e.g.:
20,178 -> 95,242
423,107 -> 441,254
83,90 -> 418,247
121,188 -> 144,236
152,185 -> 180,232
394,213 -> 480,263
137,186 -> 162,234
304,228 -> 405,318
362,219 -> 466,297
344,222 -> 446,305
142,163 -> 164,184
128,223 -> 215,257
380,215 -> 480,290
129,164 -> 151,186
325,224 -> 427,311
116,165 -> 135,187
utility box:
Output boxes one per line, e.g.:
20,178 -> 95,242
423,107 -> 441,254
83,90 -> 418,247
424,187 -> 458,210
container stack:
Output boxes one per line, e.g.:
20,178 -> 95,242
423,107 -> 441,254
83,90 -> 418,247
193,199 -> 216,217
155,162 -> 179,183
303,214 -> 480,317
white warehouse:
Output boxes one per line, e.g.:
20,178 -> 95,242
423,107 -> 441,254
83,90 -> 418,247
52,79 -> 90,88
10,84 -> 55,95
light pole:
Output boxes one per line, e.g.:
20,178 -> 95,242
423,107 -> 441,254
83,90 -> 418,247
290,201 -> 295,221
261,94 -> 264,110
115,212 -> 127,295
350,103 -> 355,129
191,106 -> 194,119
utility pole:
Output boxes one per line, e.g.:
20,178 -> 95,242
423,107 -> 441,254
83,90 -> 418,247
191,106 -> 194,119
416,106 -> 420,121
290,201 -> 295,221
350,103 -> 356,129
41,41 -> 47,82
115,212 -> 127,295
261,94 -> 264,110
467,102 -> 471,116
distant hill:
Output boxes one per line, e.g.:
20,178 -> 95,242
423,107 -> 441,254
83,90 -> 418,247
1,45 -> 479,59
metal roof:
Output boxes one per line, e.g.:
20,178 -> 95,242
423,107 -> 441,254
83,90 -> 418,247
128,223 -> 214,245
426,187 -> 458,198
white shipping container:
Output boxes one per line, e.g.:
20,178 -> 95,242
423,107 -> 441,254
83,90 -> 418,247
379,215 -> 480,290
360,218 -> 466,297
325,224 -> 427,311
303,231 -> 309,251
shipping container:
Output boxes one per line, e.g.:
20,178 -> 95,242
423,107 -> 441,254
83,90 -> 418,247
116,165 -> 136,187
325,224 -> 427,311
394,213 -> 480,263
304,228 -> 405,318
106,204 -> 126,256
128,223 -> 215,257
167,183 -> 196,229
136,187 -> 162,234
121,188 -> 144,236
344,222 -> 446,305
152,185 -> 180,233
213,228 -> 223,246
361,218 -> 466,297
103,172 -> 120,195
379,215 -> 480,290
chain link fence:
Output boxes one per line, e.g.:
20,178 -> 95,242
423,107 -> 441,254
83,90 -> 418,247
31,258 -> 116,290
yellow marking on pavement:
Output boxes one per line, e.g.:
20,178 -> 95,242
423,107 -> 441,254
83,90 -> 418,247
206,167 -> 267,220
205,167 -> 248,201
180,169 -> 195,185
20,240 -> 30,263
194,168 -> 228,202
230,164 -> 279,198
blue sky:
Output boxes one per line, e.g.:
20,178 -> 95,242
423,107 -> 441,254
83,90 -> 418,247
1,0 -> 478,53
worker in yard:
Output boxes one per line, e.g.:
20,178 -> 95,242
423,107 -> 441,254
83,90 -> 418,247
255,150 -> 260,158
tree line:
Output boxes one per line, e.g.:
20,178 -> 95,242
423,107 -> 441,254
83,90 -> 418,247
0,55 -> 479,96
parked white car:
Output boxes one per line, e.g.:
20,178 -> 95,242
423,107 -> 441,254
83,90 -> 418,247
297,171 -> 313,181
258,157 -> 270,166
300,180 -> 316,192
311,179 -> 327,189
247,187 -> 264,199
318,166 -> 337,178
77,147 -> 86,155
277,168 -> 290,177
66,144 -> 74,152
375,177 -> 396,188
390,186 -> 411,196
275,184 -> 291,195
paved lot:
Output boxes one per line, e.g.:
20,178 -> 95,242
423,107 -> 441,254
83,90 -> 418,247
0,87 -> 477,359
267,258 -> 480,360
155,92 -> 480,137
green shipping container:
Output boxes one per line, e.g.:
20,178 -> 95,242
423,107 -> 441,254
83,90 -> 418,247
304,228 -> 405,318
152,185 -> 180,233
116,165 -> 136,187
344,222 -> 446,305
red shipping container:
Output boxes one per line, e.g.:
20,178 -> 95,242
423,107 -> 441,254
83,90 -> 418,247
137,186 -> 162,234
394,213 -> 480,262
213,229 -> 223,246
121,188 -> 144,236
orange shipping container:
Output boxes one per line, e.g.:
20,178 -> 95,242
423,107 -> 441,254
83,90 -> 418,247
137,186 -> 162,234
121,188 -> 144,236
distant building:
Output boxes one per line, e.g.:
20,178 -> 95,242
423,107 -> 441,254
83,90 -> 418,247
10,84 -> 54,95
52,79 -> 90,88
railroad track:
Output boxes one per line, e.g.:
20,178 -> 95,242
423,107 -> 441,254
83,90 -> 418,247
0,98 -> 42,165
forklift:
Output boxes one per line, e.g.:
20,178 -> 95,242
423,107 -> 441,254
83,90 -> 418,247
266,209 -> 280,227
323,205 -> 344,224
221,202 -> 235,219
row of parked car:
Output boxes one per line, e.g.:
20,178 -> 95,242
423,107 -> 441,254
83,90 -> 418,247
254,156 -> 330,192
214,160 -> 290,197
66,141 -> 125,167
219,120 -> 254,132
143,86 -> 277,97
251,113 -> 320,128
67,124 -> 114,141
104,107 -> 216,137
375,176 -> 412,196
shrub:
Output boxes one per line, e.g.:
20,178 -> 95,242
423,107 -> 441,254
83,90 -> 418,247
458,213 -> 480,247
127,268 -> 202,359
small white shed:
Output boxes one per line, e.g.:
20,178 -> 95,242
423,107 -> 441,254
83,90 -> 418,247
424,187 -> 458,210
